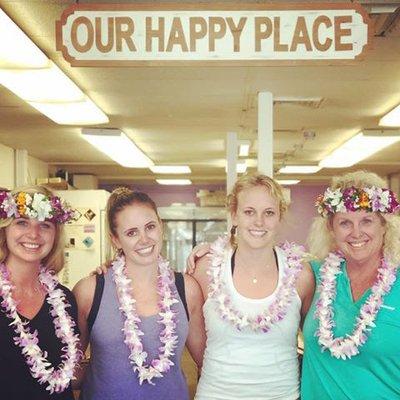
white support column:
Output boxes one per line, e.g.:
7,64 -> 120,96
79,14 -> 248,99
257,92 -> 273,177
14,149 -> 28,187
226,131 -> 237,194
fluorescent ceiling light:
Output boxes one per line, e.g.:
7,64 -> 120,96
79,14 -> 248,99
277,180 -> 300,185
156,179 -> 192,185
379,105 -> 400,127
0,10 -> 108,126
279,165 -> 322,174
239,140 -> 251,157
82,128 -> 153,168
150,165 -> 191,174
30,97 -> 109,125
0,9 -> 49,68
0,62 -> 84,102
237,161 -> 247,173
225,161 -> 247,173
319,131 -> 400,168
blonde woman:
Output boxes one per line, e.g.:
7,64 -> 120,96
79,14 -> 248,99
302,171 -> 400,399
191,173 -> 314,400
0,186 -> 80,400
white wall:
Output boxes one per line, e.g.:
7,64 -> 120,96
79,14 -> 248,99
27,155 -> 49,185
0,143 -> 14,189
0,142 -> 48,189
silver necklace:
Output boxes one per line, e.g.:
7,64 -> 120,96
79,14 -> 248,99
233,250 -> 278,284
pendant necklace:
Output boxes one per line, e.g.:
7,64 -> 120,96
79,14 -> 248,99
232,249 -> 279,284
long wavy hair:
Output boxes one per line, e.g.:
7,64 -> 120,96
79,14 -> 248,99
307,170 -> 400,265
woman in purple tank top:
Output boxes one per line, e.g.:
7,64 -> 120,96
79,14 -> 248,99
73,188 -> 206,400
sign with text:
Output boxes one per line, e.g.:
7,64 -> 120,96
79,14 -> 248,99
56,3 -> 371,66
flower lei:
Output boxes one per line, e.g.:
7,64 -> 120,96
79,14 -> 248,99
112,255 -> 179,385
0,263 -> 81,393
316,186 -> 400,217
207,236 -> 305,332
0,190 -> 76,224
314,252 -> 398,359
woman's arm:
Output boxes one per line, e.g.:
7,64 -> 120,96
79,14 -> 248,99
183,274 -> 206,371
190,253 -> 211,301
71,275 -> 96,388
296,263 -> 316,327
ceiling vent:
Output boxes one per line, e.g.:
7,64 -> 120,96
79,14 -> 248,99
274,97 -> 325,109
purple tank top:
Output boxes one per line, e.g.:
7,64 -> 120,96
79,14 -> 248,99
80,270 -> 190,400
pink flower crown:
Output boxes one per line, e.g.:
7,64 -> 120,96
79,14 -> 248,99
316,186 -> 400,217
0,190 -> 76,224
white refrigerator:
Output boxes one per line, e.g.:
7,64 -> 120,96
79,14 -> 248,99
56,189 -> 110,289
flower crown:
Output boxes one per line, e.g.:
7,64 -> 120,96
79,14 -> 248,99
316,186 -> 400,217
0,191 -> 76,224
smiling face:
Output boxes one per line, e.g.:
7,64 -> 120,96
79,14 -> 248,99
330,211 -> 386,264
232,185 -> 281,250
111,203 -> 163,268
5,218 -> 56,267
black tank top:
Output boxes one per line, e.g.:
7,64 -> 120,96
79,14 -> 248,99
0,284 -> 78,400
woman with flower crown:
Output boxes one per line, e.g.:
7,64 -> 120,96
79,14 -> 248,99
190,173 -> 315,400
73,188 -> 206,400
301,170 -> 400,399
0,186 -> 80,399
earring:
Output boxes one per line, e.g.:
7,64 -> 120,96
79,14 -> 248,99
230,225 -> 237,235
117,248 -> 124,257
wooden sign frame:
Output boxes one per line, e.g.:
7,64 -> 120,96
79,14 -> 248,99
56,2 -> 372,67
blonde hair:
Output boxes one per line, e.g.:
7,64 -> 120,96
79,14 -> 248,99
0,185 -> 65,272
105,187 -> 160,263
227,173 -> 289,246
308,170 -> 400,264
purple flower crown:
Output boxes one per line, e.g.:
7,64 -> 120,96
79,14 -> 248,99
316,186 -> 400,217
0,190 -> 76,224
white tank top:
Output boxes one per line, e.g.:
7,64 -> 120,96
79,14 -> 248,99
195,246 -> 301,400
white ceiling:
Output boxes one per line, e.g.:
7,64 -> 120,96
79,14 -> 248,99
1,0 -> 400,185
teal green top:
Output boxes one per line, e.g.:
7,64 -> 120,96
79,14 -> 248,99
301,259 -> 400,400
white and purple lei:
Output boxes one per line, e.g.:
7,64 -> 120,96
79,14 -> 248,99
112,255 -> 179,385
0,263 -> 82,393
207,236 -> 305,332
314,252 -> 398,359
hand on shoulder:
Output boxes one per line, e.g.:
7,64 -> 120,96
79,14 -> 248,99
89,262 -> 111,277
186,242 -> 211,274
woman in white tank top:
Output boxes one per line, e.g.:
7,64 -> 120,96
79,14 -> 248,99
191,174 -> 315,400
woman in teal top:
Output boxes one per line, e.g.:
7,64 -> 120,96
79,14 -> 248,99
301,171 -> 400,400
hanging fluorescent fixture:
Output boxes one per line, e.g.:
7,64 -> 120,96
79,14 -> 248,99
0,9 -> 49,68
239,140 -> 251,157
150,166 -> 191,174
225,160 -> 248,173
379,105 -> 400,127
279,165 -> 322,174
81,128 -> 153,168
237,161 -> 247,173
0,9 -> 108,125
277,180 -> 300,185
319,131 -> 400,168
156,179 -> 192,185
31,98 -> 108,125
0,62 -> 84,102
